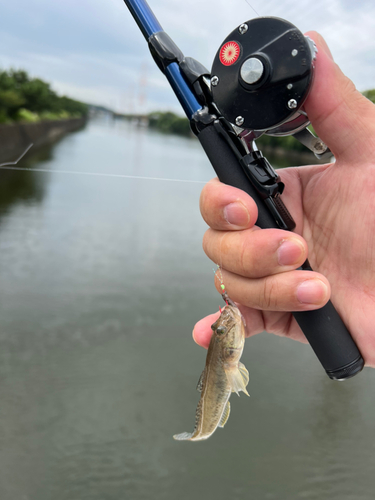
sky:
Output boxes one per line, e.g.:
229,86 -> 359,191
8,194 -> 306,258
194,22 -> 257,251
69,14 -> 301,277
0,0 -> 374,115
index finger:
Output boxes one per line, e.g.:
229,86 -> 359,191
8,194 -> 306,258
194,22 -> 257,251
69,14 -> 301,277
304,31 -> 375,163
200,178 -> 258,231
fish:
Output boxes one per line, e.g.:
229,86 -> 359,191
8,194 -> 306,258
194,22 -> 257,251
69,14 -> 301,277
173,294 -> 249,442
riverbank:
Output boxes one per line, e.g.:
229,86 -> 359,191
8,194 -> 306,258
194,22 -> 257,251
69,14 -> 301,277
0,117 -> 87,163
260,144 -> 334,166
121,113 -> 329,165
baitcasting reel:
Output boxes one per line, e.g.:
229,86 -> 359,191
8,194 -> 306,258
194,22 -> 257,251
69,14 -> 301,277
210,17 -> 329,158
125,0 -> 364,380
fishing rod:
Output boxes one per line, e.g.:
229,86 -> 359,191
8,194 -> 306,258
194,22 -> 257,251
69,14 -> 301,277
123,0 -> 364,380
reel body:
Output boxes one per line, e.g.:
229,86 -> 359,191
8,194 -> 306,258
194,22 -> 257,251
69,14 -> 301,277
211,17 -> 317,139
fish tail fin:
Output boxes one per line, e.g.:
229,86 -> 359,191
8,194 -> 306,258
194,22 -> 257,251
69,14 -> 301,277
173,432 -> 193,441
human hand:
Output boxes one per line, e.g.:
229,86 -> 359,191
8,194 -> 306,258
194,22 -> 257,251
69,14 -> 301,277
193,32 -> 375,368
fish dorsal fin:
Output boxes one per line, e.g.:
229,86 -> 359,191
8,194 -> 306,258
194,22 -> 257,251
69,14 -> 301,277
218,401 -> 231,428
225,364 -> 250,397
196,369 -> 205,392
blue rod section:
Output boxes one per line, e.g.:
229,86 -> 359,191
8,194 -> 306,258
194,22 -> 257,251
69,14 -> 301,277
123,0 -> 163,39
123,0 -> 202,119
164,63 -> 201,119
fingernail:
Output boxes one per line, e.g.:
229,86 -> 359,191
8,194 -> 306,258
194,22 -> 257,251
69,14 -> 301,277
192,327 -> 197,343
223,202 -> 250,227
277,239 -> 304,266
297,279 -> 328,305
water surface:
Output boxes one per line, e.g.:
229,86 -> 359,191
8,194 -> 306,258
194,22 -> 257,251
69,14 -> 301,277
0,119 -> 374,500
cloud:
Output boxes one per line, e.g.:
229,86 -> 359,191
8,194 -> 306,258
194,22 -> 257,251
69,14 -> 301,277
0,0 -> 374,113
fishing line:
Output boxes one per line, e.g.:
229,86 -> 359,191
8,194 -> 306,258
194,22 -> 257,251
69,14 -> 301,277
0,143 -> 207,183
0,165 -> 207,184
214,264 -> 226,293
214,264 -> 230,306
243,0 -> 260,17
0,143 -> 34,167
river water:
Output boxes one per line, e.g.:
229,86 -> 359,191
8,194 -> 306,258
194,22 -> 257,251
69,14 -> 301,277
0,118 -> 374,500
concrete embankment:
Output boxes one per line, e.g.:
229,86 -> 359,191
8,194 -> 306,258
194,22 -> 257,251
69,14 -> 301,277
0,117 -> 87,163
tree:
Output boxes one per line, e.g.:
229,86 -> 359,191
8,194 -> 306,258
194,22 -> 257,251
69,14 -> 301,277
363,89 -> 375,104
0,68 -> 88,122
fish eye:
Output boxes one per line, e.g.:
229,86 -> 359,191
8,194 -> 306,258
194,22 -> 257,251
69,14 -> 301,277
216,326 -> 226,335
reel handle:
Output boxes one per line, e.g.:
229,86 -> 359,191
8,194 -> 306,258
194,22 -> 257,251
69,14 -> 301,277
197,122 -> 364,380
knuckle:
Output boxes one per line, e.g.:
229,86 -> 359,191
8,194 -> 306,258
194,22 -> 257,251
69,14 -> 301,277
202,230 -> 211,257
261,277 -> 280,310
218,231 -> 231,255
199,179 -> 218,208
199,186 -> 214,222
199,185 -> 209,212
239,232 -> 259,275
202,229 -> 222,262
238,236 -> 250,275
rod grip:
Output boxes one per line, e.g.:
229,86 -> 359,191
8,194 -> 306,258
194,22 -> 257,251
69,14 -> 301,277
197,124 -> 364,380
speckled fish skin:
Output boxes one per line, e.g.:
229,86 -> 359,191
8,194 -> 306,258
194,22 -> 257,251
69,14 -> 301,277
173,303 -> 249,442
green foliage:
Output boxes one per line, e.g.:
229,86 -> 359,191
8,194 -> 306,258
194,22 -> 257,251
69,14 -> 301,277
0,89 -> 25,121
256,133 -> 306,152
21,78 -> 60,114
363,89 -> 375,104
40,110 -> 72,120
57,96 -> 88,116
15,108 -> 39,122
0,68 -> 88,123
148,111 -> 191,137
143,87 -> 375,146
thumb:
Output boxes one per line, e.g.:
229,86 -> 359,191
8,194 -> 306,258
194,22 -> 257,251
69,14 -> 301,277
304,31 -> 375,163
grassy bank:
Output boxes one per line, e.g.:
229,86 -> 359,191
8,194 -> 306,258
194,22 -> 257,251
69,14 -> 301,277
145,111 -> 307,152
0,69 -> 88,124
148,111 -> 191,137
145,88 -> 375,151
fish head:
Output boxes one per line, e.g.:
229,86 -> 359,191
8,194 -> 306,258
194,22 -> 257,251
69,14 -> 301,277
211,305 -> 245,364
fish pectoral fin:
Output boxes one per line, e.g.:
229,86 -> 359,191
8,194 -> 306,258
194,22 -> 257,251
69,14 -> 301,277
196,369 -> 205,392
239,362 -> 249,386
225,365 -> 250,397
218,401 -> 231,428
173,432 -> 193,441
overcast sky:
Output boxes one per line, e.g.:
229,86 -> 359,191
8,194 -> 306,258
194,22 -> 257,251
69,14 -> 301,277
0,0 -> 374,114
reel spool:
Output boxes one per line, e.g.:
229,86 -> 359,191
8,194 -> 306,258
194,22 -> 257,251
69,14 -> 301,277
211,17 -> 317,136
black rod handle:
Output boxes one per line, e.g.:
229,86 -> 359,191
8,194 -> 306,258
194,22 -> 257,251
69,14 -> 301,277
197,124 -> 364,380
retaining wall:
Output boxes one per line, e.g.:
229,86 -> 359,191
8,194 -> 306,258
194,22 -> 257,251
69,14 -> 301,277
0,117 -> 87,163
